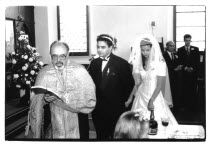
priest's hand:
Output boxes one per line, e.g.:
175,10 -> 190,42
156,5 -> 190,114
44,94 -> 57,103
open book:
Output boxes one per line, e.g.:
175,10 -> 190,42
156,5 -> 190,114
31,85 -> 62,100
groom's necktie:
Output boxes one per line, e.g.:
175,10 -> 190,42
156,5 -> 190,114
186,47 -> 190,55
171,53 -> 174,61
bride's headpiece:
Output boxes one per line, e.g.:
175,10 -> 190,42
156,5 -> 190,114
140,38 -> 152,46
134,111 -> 147,121
129,34 -> 163,73
129,34 -> 165,72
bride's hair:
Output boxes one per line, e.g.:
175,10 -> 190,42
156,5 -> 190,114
97,34 -> 117,50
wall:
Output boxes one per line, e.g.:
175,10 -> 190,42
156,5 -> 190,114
34,6 -> 92,65
34,5 -> 174,64
5,6 -> 35,47
89,6 -> 174,61
34,6 -> 58,64
5,6 -> 34,23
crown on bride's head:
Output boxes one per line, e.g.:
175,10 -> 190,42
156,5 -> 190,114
140,38 -> 152,47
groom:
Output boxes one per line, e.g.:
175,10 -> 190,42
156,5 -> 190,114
88,34 -> 134,139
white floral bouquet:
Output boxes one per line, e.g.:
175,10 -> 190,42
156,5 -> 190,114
11,31 -> 44,88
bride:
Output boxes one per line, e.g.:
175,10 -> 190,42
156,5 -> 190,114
126,34 -> 178,125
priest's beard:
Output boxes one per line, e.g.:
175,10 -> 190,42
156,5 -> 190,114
55,65 -> 64,71
54,61 -> 65,71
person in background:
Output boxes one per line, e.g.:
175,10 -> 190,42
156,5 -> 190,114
126,34 -> 178,126
88,34 -> 134,139
163,41 -> 183,110
114,111 -> 149,139
177,34 -> 200,111
25,41 -> 96,139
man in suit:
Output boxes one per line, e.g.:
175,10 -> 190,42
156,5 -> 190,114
163,41 -> 183,110
177,34 -> 200,111
88,34 -> 134,139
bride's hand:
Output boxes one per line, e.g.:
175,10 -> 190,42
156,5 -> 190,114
125,98 -> 132,108
148,99 -> 154,111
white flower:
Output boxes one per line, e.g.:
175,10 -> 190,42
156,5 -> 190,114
24,55 -> 28,59
29,58 -> 33,62
21,55 -> 24,58
13,74 -> 19,78
30,70 -> 35,75
36,53 -> 40,56
26,45 -> 31,49
25,39 -> 29,43
18,36 -> 23,41
22,66 -> 27,71
16,85 -> 21,88
93,54 -> 99,59
25,74 -> 28,76
107,68 -> 110,75
25,63 -> 29,67
34,65 -> 37,69
39,61 -> 44,66
12,59 -> 17,64
20,31 -> 24,34
32,47 -> 36,51
12,52 -> 15,55
26,81 -> 31,85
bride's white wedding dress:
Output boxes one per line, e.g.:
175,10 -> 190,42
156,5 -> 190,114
131,61 -> 178,125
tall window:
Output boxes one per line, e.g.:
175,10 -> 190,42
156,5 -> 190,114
58,5 -> 89,56
176,6 -> 206,51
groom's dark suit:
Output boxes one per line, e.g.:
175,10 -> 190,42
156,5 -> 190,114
163,51 -> 178,83
88,53 -> 134,139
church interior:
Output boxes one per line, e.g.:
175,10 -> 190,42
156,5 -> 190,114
5,5 -> 205,140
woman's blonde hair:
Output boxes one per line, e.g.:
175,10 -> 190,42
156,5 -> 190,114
114,111 -> 149,139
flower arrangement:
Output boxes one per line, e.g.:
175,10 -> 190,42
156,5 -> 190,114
11,31 -> 44,89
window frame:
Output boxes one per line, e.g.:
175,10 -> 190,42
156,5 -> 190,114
57,6 -> 90,56
174,5 -> 206,52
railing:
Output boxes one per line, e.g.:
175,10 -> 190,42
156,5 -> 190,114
5,107 -> 29,140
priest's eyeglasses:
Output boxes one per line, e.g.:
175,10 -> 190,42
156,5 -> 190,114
51,54 -> 67,60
